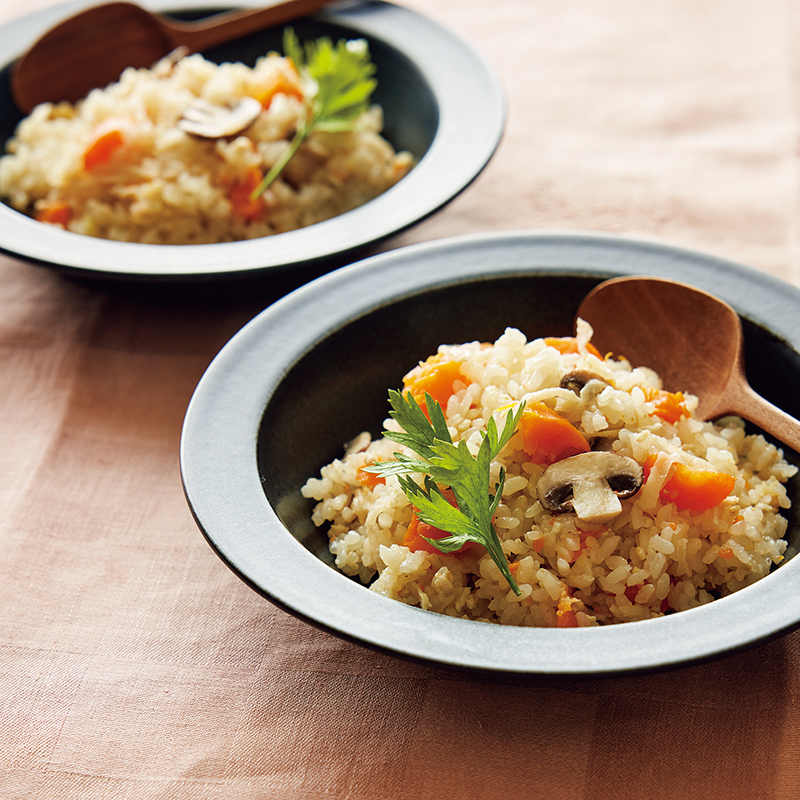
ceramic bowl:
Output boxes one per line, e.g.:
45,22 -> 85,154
0,0 -> 504,280
180,231 -> 800,674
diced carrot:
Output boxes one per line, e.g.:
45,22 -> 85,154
719,547 -> 734,559
660,462 -> 735,512
356,464 -> 385,488
83,119 -> 128,170
544,336 -> 602,359
557,609 -> 578,627
402,354 -> 467,416
403,488 -> 473,555
624,584 -> 641,604
643,455 -> 735,512
404,513 -> 468,554
566,529 -> 598,563
520,401 -> 590,464
253,68 -> 304,109
228,167 -> 266,221
645,388 -> 689,424
530,536 -> 545,553
556,587 -> 578,627
34,200 -> 72,226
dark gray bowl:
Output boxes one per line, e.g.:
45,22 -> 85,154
181,231 -> 800,674
0,0 -> 503,280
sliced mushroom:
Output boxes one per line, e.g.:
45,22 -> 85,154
589,433 -> 618,452
559,369 -> 609,395
178,96 -> 262,138
537,451 -> 643,524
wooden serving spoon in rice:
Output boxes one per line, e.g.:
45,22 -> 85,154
11,0 -> 334,114
577,275 -> 800,454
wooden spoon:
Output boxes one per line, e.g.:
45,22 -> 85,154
576,275 -> 800,453
11,0 -> 334,113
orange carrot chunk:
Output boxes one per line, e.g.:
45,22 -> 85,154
544,336 -> 602,359
403,488 -> 473,555
659,462 -> 736,512
404,515 -> 475,555
556,587 -> 578,627
520,401 -> 590,464
35,200 -> 72,226
402,354 -> 467,414
83,121 -> 127,170
643,455 -> 735,512
228,167 -> 266,221
624,584 -> 641,604
253,69 -> 304,109
557,609 -> 578,628
641,454 -> 658,479
646,388 -> 690,424
356,464 -> 385,488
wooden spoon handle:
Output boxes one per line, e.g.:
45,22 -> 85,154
159,0 -> 334,52
712,375 -> 800,455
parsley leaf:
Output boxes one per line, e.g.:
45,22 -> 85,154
252,27 -> 378,198
369,390 -> 525,595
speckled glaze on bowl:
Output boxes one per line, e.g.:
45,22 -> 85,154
180,231 -> 800,674
0,0 -> 504,280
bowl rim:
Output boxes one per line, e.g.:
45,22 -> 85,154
180,229 -> 800,675
0,0 -> 505,280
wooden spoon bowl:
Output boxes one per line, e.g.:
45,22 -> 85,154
11,0 -> 333,113
577,276 -> 800,454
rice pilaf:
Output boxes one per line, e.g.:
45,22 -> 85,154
301,322 -> 797,627
0,49 -> 412,244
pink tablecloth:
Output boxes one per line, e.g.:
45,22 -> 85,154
3,1 -> 800,797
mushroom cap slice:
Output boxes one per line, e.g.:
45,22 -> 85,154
559,370 -> 607,394
537,451 -> 644,524
178,96 -> 262,139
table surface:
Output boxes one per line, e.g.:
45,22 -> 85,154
4,1 -> 800,798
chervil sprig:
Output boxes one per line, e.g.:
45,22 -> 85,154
252,27 -> 378,198
368,390 -> 525,595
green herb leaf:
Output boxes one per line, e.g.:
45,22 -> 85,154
252,28 -> 377,198
368,390 -> 525,595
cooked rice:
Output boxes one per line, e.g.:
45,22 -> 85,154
0,50 -> 413,244
301,322 -> 797,626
